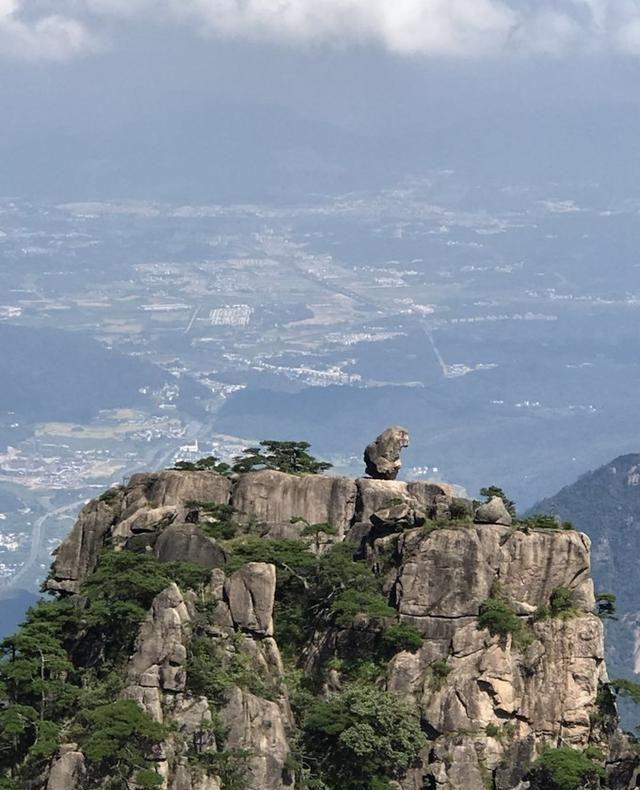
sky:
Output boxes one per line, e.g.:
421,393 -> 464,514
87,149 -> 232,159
2,0 -> 640,200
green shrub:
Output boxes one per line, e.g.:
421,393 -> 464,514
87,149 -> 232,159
449,499 -> 472,521
485,722 -> 516,741
78,700 -> 167,785
595,591 -> 617,620
478,597 -> 531,648
517,514 -> 561,530
331,589 -> 394,628
172,456 -> 231,474
98,486 -> 122,503
187,502 -> 240,540
479,486 -> 516,517
381,623 -> 424,655
186,635 -> 270,702
81,551 -> 210,656
302,684 -> 425,788
549,587 -> 577,619
528,747 -> 604,790
232,440 -> 332,475
427,659 -> 451,690
611,678 -> 640,704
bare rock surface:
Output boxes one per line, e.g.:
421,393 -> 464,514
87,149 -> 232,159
155,523 -> 226,568
221,686 -> 294,790
123,583 -> 192,722
474,495 -> 513,526
224,561 -> 277,636
232,469 -> 357,538
364,426 -> 410,480
46,745 -> 86,790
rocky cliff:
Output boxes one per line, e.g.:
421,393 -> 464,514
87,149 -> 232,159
3,437 -> 639,790
532,454 -> 640,683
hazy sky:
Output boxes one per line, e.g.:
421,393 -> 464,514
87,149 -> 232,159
2,1 -> 640,200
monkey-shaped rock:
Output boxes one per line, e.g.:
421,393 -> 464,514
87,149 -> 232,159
363,426 -> 410,480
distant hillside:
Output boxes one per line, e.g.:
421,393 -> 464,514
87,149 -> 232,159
532,454 -> 640,677
0,324 -> 206,423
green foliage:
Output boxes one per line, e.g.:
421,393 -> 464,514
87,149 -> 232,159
134,768 -> 164,787
98,486 -> 123,503
449,498 -> 472,521
331,589 -> 394,628
485,721 -> 516,741
81,550 -> 210,656
595,591 -> 617,620
186,502 -> 240,540
381,623 -> 424,656
79,699 -> 167,786
301,684 -> 425,789
480,486 -> 516,517
232,440 -> 332,475
172,456 -> 231,474
192,749 -> 252,790
528,747 -> 604,790
225,539 -> 391,654
611,678 -> 640,705
292,517 -> 339,555
478,596 -> 531,648
427,659 -> 451,690
186,634 -> 270,702
549,587 -> 578,619
517,513 -> 572,530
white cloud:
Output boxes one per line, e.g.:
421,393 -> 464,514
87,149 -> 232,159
0,0 -> 96,60
8,0 -> 640,61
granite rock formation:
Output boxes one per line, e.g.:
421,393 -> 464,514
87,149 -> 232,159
37,459 -> 640,790
363,425 -> 410,480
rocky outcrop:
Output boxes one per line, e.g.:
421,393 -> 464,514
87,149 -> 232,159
47,470 -> 231,594
232,469 -> 357,540
155,523 -> 226,568
123,582 -> 192,722
224,562 -> 276,636
364,426 -> 410,480
222,687 -> 295,790
46,745 -> 86,790
42,458 -> 638,789
475,496 -> 513,526
46,494 -> 124,594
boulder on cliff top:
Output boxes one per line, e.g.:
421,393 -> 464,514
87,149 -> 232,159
474,496 -> 513,526
363,426 -> 409,480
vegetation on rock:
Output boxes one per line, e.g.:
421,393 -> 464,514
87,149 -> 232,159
171,455 -> 232,474
231,440 -> 332,475
479,485 -> 516,517
300,684 -> 425,789
478,593 -> 531,648
528,746 -> 604,790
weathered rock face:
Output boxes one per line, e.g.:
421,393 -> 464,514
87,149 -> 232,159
47,470 -> 232,594
222,687 -> 295,790
123,582 -> 192,722
232,469 -> 357,540
155,524 -> 226,568
46,745 -> 86,790
117,560 -> 293,790
389,525 -> 595,628
43,462 -> 637,790
46,495 -> 123,594
224,562 -> 277,636
363,425 -> 410,480
379,524 -> 606,788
